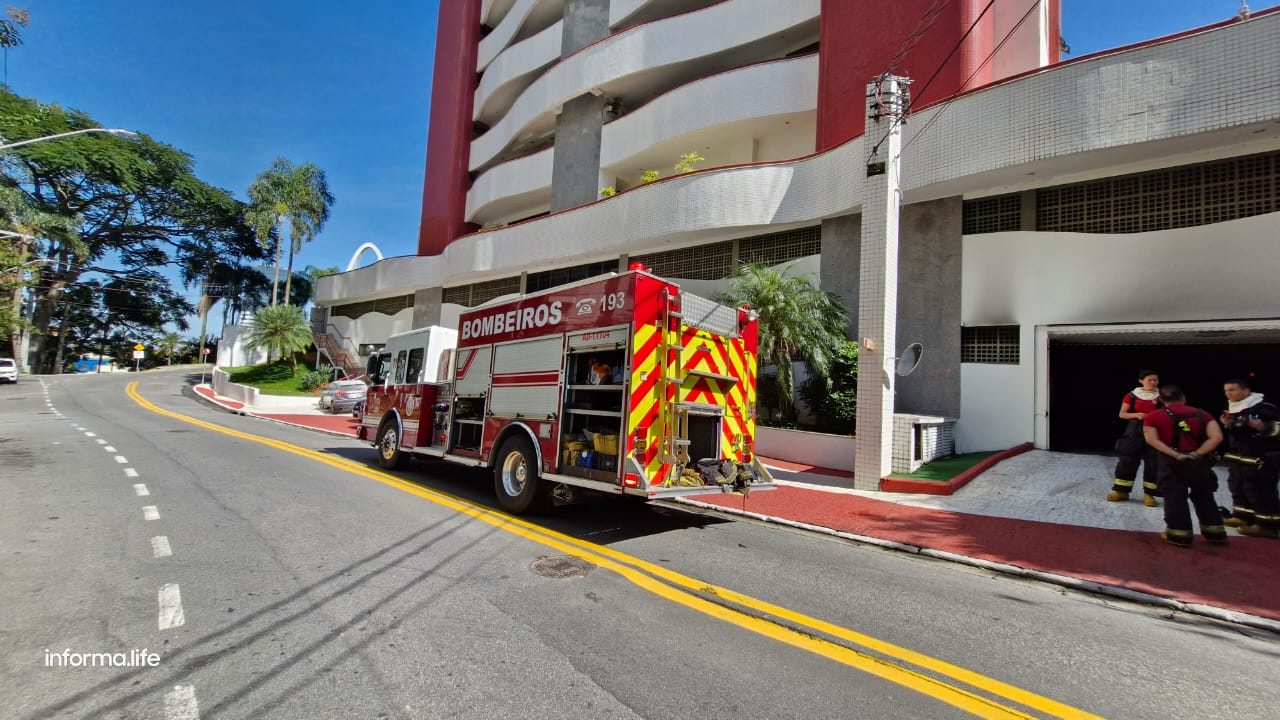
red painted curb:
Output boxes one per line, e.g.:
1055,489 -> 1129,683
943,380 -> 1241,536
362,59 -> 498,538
880,442 -> 1035,495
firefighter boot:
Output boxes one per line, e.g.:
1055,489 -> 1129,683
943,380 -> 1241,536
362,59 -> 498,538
1106,491 -> 1129,502
1144,494 -> 1159,507
1202,526 -> 1228,545
1237,524 -> 1280,539
1161,529 -> 1193,548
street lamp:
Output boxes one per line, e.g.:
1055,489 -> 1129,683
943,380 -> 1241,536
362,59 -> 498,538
0,127 -> 139,151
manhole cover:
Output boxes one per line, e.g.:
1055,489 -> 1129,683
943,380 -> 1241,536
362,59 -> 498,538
530,555 -> 595,579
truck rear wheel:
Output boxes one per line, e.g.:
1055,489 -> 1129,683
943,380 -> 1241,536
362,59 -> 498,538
493,435 -> 551,514
376,420 -> 407,470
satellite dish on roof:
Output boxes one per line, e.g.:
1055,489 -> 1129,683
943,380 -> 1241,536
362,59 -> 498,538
896,343 -> 923,376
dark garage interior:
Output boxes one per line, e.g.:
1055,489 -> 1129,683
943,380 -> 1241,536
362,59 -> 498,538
1048,339 -> 1280,453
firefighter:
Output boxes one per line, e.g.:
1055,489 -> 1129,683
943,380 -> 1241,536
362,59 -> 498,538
1220,378 -> 1280,538
1142,385 -> 1225,548
1108,369 -> 1162,506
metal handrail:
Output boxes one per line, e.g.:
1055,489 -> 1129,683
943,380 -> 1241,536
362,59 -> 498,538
322,323 -> 363,362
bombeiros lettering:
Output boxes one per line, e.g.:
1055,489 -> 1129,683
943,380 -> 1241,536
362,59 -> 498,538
462,301 -> 563,340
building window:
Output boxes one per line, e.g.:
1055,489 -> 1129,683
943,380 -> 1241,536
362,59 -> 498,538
961,325 -> 1020,364
442,276 -> 522,307
526,260 -> 617,293
331,294 -> 413,320
962,194 -> 1022,234
1035,150 -> 1277,234
738,226 -> 821,266
633,241 -> 733,280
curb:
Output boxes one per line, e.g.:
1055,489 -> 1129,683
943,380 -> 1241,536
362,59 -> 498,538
672,497 -> 1280,634
881,442 -> 1035,495
187,385 -> 359,440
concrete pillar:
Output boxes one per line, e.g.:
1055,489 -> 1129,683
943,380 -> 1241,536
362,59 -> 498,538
819,215 -> 861,338
550,0 -> 611,213
853,77 -> 906,491
550,93 -> 607,211
894,197 -> 962,418
412,287 -> 443,329
561,0 -> 610,56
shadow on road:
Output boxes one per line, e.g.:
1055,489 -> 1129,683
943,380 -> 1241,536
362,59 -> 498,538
318,445 -> 733,545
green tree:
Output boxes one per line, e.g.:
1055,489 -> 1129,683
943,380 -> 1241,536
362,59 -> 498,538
719,263 -> 849,422
242,304 -> 312,375
245,158 -> 334,307
0,88 -> 250,373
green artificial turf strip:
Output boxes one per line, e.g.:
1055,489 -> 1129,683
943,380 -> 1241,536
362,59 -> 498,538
885,451 -> 999,482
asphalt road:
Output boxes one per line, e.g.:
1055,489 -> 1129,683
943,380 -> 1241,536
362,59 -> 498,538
2,368 -> 1278,719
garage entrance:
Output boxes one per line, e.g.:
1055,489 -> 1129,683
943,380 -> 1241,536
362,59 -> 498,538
1047,325 -> 1280,453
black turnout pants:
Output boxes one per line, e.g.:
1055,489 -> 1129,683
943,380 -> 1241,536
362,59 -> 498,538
1242,460 -> 1280,529
1113,420 -> 1159,495
1158,456 -> 1222,534
1225,464 -> 1255,522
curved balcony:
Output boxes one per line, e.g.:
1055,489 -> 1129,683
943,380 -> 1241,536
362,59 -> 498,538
475,21 -> 562,127
469,0 -> 820,172
467,54 -> 819,226
477,0 -> 563,72
481,0 -> 519,28
475,0 -> 727,127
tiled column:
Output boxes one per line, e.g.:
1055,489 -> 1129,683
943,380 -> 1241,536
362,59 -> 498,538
854,77 -> 906,491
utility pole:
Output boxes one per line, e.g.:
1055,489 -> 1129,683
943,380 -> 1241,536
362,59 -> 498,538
198,279 -> 211,385
854,74 -> 910,491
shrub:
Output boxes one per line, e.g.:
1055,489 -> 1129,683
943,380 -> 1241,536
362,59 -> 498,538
299,364 -> 334,392
799,340 -> 858,435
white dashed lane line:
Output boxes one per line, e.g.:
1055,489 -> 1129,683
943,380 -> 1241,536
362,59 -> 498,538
143,506 -> 160,521
157,584 -> 185,630
95,439 -> 106,445
133,484 -> 149,497
164,685 -> 199,720
114,456 -> 129,464
124,468 -> 139,478
151,536 -> 172,558
84,432 -> 96,437
104,446 -> 117,452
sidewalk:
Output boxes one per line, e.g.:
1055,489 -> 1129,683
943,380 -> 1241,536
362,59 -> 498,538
189,384 -> 1280,630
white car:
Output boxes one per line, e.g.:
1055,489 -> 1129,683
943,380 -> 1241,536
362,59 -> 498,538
0,358 -> 17,384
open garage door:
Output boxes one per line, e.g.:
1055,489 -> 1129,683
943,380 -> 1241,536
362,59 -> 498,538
1047,323 -> 1280,452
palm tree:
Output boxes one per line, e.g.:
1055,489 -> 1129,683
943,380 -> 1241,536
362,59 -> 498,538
159,331 -> 182,366
0,6 -> 29,85
245,158 -> 334,307
242,304 -> 312,375
720,262 -> 849,422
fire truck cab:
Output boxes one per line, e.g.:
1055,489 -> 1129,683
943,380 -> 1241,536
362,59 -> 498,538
358,268 -> 774,514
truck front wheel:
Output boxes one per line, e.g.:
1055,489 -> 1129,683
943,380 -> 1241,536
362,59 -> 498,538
493,435 -> 551,514
376,420 -> 406,470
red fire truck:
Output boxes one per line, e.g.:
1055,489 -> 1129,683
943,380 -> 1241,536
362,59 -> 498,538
358,267 -> 774,513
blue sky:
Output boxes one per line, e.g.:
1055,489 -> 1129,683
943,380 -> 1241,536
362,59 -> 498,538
10,0 -> 1256,332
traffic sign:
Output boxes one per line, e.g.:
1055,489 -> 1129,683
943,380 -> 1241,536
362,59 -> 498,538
132,350 -> 145,359
202,347 -> 211,356
133,343 -> 145,351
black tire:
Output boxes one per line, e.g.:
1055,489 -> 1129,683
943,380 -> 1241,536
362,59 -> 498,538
375,419 -> 407,470
493,435 -> 551,514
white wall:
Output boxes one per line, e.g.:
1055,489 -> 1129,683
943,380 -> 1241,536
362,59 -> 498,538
958,212 -> 1280,450
217,325 -> 268,368
327,307 -> 415,355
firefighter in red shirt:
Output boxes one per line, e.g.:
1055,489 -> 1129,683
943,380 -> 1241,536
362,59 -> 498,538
1108,369 -> 1163,506
1142,385 -> 1226,548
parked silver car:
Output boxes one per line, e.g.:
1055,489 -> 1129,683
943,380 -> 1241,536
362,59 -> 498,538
318,378 -> 367,414
0,358 -> 17,384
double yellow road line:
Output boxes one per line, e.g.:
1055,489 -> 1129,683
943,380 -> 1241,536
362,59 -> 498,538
127,382 -> 1099,719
